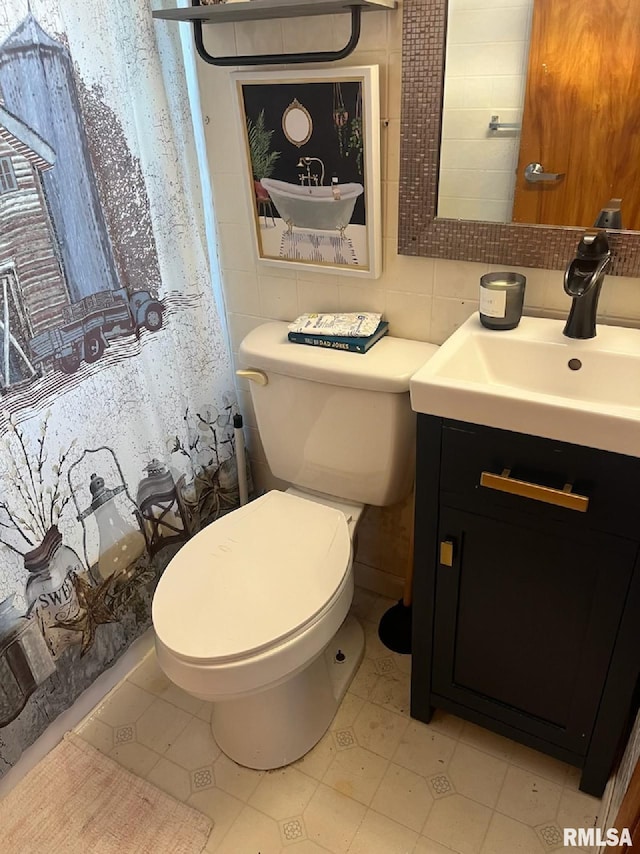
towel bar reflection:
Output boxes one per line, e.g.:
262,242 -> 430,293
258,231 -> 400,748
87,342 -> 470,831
489,115 -> 521,132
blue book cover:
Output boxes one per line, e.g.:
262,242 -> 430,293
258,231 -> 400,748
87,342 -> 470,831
288,321 -> 389,354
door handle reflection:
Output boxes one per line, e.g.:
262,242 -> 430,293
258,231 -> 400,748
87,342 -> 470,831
524,162 -> 565,183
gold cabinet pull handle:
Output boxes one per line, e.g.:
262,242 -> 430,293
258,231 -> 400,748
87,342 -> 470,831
480,469 -> 589,513
440,539 -> 454,567
236,369 -> 268,386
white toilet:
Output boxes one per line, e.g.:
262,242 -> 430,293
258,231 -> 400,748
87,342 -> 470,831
152,321 -> 436,770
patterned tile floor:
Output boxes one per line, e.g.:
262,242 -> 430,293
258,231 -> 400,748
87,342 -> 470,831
75,588 -> 601,854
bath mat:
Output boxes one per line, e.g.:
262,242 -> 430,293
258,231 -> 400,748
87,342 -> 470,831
280,230 -> 359,265
0,732 -> 212,853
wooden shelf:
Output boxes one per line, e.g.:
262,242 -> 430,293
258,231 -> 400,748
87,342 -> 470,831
152,0 -> 396,25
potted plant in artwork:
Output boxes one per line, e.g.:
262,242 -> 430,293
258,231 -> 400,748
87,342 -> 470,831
247,109 -> 280,181
346,88 -> 363,175
246,110 -> 280,223
333,82 -> 349,158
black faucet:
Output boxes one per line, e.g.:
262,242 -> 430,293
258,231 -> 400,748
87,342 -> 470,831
563,231 -> 611,339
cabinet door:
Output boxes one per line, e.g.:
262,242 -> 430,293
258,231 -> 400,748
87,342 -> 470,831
433,507 -> 637,754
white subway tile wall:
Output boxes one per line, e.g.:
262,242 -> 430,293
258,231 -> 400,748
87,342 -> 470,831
441,0 -> 533,222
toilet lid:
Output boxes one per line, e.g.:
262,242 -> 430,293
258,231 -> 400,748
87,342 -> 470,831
152,491 -> 351,663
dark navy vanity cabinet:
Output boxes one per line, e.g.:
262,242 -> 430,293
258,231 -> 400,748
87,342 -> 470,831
411,415 -> 640,797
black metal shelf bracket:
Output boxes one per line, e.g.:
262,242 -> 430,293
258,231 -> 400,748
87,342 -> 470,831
192,2 -> 362,66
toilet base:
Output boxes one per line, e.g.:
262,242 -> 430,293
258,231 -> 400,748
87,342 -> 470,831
210,615 -> 364,770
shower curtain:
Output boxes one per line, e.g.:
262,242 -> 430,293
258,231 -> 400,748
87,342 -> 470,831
0,0 -> 239,776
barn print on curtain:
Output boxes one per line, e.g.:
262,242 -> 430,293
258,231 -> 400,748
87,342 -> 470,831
0,1 -> 241,776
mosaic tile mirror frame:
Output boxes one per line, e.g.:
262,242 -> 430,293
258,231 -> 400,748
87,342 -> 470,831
397,0 -> 640,277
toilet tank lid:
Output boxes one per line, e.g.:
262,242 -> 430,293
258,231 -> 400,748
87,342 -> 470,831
239,322 -> 438,393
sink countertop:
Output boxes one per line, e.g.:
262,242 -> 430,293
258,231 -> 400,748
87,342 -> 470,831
410,313 -> 640,457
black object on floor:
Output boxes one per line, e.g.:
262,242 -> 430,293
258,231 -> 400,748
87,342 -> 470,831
378,599 -> 412,654
378,488 -> 415,655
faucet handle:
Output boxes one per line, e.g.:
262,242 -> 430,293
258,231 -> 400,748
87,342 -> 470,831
577,230 -> 610,260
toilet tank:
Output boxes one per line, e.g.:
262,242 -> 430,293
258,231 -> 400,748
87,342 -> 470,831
239,322 -> 437,506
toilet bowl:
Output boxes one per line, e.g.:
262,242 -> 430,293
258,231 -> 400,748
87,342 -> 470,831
153,489 -> 365,769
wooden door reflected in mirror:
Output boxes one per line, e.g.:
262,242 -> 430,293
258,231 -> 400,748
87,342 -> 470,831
513,0 -> 640,230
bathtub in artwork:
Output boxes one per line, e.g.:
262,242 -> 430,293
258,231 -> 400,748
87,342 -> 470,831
260,179 -> 364,234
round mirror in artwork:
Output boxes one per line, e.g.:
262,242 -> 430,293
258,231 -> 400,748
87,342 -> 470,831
282,99 -> 312,148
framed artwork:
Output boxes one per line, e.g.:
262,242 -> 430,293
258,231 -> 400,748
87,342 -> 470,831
233,66 -> 381,279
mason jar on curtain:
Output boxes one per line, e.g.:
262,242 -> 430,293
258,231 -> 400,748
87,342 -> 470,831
24,526 -> 84,659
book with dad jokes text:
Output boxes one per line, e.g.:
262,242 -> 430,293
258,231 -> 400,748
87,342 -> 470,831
287,320 -> 390,354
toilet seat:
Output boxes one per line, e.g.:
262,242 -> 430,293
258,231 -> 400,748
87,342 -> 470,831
152,491 -> 352,668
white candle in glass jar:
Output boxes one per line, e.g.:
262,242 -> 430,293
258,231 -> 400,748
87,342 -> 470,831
479,272 -> 526,330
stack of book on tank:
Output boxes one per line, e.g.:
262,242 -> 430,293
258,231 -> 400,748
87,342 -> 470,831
287,313 -> 389,354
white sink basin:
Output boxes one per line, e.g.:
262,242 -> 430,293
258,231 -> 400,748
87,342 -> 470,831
410,313 -> 640,457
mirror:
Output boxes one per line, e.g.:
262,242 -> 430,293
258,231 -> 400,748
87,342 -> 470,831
282,99 -> 312,148
398,0 -> 640,276
438,0 -> 640,231
438,0 -> 531,225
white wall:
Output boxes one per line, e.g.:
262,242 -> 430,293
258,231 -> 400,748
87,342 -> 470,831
440,0 -> 533,222
196,1 -> 640,590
